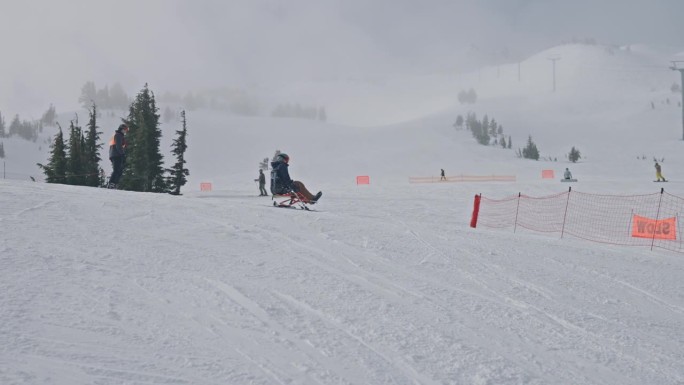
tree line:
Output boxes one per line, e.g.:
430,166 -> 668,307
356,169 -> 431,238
39,84 -> 189,195
0,105 -> 58,158
271,103 -> 327,121
455,112 -> 512,149
454,112 -> 582,162
79,81 -> 130,110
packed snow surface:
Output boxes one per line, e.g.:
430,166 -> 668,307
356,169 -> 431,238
2,43 -> 684,384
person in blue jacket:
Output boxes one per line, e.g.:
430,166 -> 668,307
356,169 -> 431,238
270,153 -> 322,203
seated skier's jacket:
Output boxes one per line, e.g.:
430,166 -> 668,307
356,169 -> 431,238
270,160 -> 294,195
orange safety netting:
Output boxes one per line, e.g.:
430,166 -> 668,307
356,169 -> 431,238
472,189 -> 684,253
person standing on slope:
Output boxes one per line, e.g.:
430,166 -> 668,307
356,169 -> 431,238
270,153 -> 322,203
440,169 -> 446,181
108,123 -> 129,189
255,169 -> 268,196
655,162 -> 667,182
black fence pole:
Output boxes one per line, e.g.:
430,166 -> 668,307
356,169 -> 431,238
561,186 -> 572,239
514,192 -> 521,233
651,188 -> 664,251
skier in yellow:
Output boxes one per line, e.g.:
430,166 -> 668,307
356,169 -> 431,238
655,162 -> 667,182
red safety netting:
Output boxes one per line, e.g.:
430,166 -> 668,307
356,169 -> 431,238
473,189 -> 684,253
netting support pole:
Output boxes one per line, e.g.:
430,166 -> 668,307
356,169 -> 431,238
561,186 -> 571,239
651,187 -> 664,251
678,213 -> 682,251
514,192 -> 521,233
470,194 -> 481,228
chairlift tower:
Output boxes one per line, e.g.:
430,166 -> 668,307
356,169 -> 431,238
548,56 -> 561,92
671,61 -> 684,140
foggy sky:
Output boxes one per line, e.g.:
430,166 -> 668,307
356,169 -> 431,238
1,0 -> 682,116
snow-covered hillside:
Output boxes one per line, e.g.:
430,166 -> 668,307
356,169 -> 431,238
2,44 -> 682,190
2,44 -> 684,384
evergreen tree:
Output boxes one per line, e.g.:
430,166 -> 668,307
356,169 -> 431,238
83,103 -> 104,187
508,136 -> 512,149
121,83 -> 166,192
488,118 -> 498,139
481,115 -> 489,138
0,142 -> 4,158
109,82 -> 129,109
166,110 -> 189,195
8,115 -> 21,137
470,116 -> 489,145
41,104 -> 57,126
453,114 -> 464,129
96,85 -> 110,109
79,81 -> 97,109
522,135 -> 540,160
0,111 -> 6,137
65,117 -> 86,185
38,124 -> 67,183
568,146 -> 581,163
465,112 -> 477,131
500,136 -> 507,148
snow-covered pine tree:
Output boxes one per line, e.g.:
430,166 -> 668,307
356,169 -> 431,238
41,104 -> 57,126
121,83 -> 166,192
66,117 -> 86,186
8,115 -> 20,137
488,118 -> 498,140
522,135 -> 540,160
79,81 -> 97,109
453,115 -> 464,129
568,146 -> 581,163
482,115 -> 489,137
38,123 -> 67,183
83,103 -> 103,187
166,110 -> 189,195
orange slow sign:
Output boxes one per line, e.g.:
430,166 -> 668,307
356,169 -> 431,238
631,215 -> 677,240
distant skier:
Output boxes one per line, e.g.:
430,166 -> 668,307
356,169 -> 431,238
108,123 -> 129,189
270,153 -> 322,204
564,168 -> 573,180
655,162 -> 667,182
440,169 -> 446,181
255,169 -> 268,196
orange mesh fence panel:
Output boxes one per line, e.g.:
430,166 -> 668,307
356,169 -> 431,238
200,182 -> 213,192
541,170 -> 555,179
356,176 -> 370,185
477,195 -> 523,229
409,175 -> 515,183
517,191 -> 568,233
562,191 -> 661,246
476,189 -> 684,253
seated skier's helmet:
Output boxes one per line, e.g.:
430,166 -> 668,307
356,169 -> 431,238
277,153 -> 289,163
